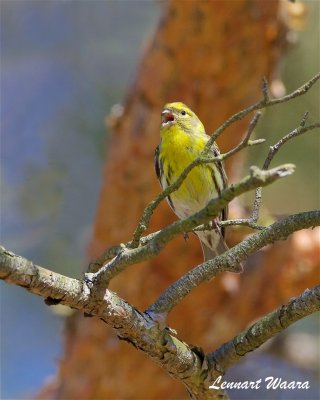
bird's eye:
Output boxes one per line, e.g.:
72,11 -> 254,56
181,110 -> 187,116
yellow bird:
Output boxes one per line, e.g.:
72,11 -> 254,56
155,102 -> 241,271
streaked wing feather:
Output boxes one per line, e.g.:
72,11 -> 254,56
210,142 -> 228,238
211,143 -> 228,188
154,145 -> 176,212
154,145 -> 162,182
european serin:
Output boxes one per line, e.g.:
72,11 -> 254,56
155,102 -> 242,271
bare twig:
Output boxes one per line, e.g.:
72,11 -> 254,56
207,111 -> 263,161
220,219 -> 265,230
261,76 -> 269,102
208,285 -> 320,370
251,121 -> 320,222
204,73 -> 320,151
0,245 -> 225,400
251,187 -> 263,224
146,210 -> 320,317
223,118 -> 320,227
263,120 -> 318,170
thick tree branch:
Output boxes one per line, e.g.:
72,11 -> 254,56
0,245 -> 226,400
147,210 -> 320,316
208,285 -> 320,370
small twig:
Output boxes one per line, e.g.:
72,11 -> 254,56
211,111 -> 263,161
231,119 -> 320,226
204,72 -> 320,151
146,210 -> 320,317
251,187 -> 263,224
208,285 -> 320,371
261,76 -> 269,102
88,245 -> 125,272
219,219 -> 264,230
263,120 -> 318,170
300,111 -> 309,127
194,220 -> 265,232
252,121 -> 320,222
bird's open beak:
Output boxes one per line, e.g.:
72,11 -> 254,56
161,109 -> 175,125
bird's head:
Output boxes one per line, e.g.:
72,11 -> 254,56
160,102 -> 205,135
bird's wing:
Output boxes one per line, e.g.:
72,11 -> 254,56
154,145 -> 162,182
154,144 -> 175,212
210,142 -> 228,237
210,142 -> 228,188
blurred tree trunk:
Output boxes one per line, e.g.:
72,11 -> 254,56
37,1 -> 319,399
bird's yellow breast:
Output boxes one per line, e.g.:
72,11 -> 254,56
159,125 -> 219,217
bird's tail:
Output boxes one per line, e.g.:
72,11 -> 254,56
199,232 -> 243,273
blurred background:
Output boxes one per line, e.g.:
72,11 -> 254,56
1,1 -> 319,399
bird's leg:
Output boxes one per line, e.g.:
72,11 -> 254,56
183,232 -> 189,241
212,218 -> 222,234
